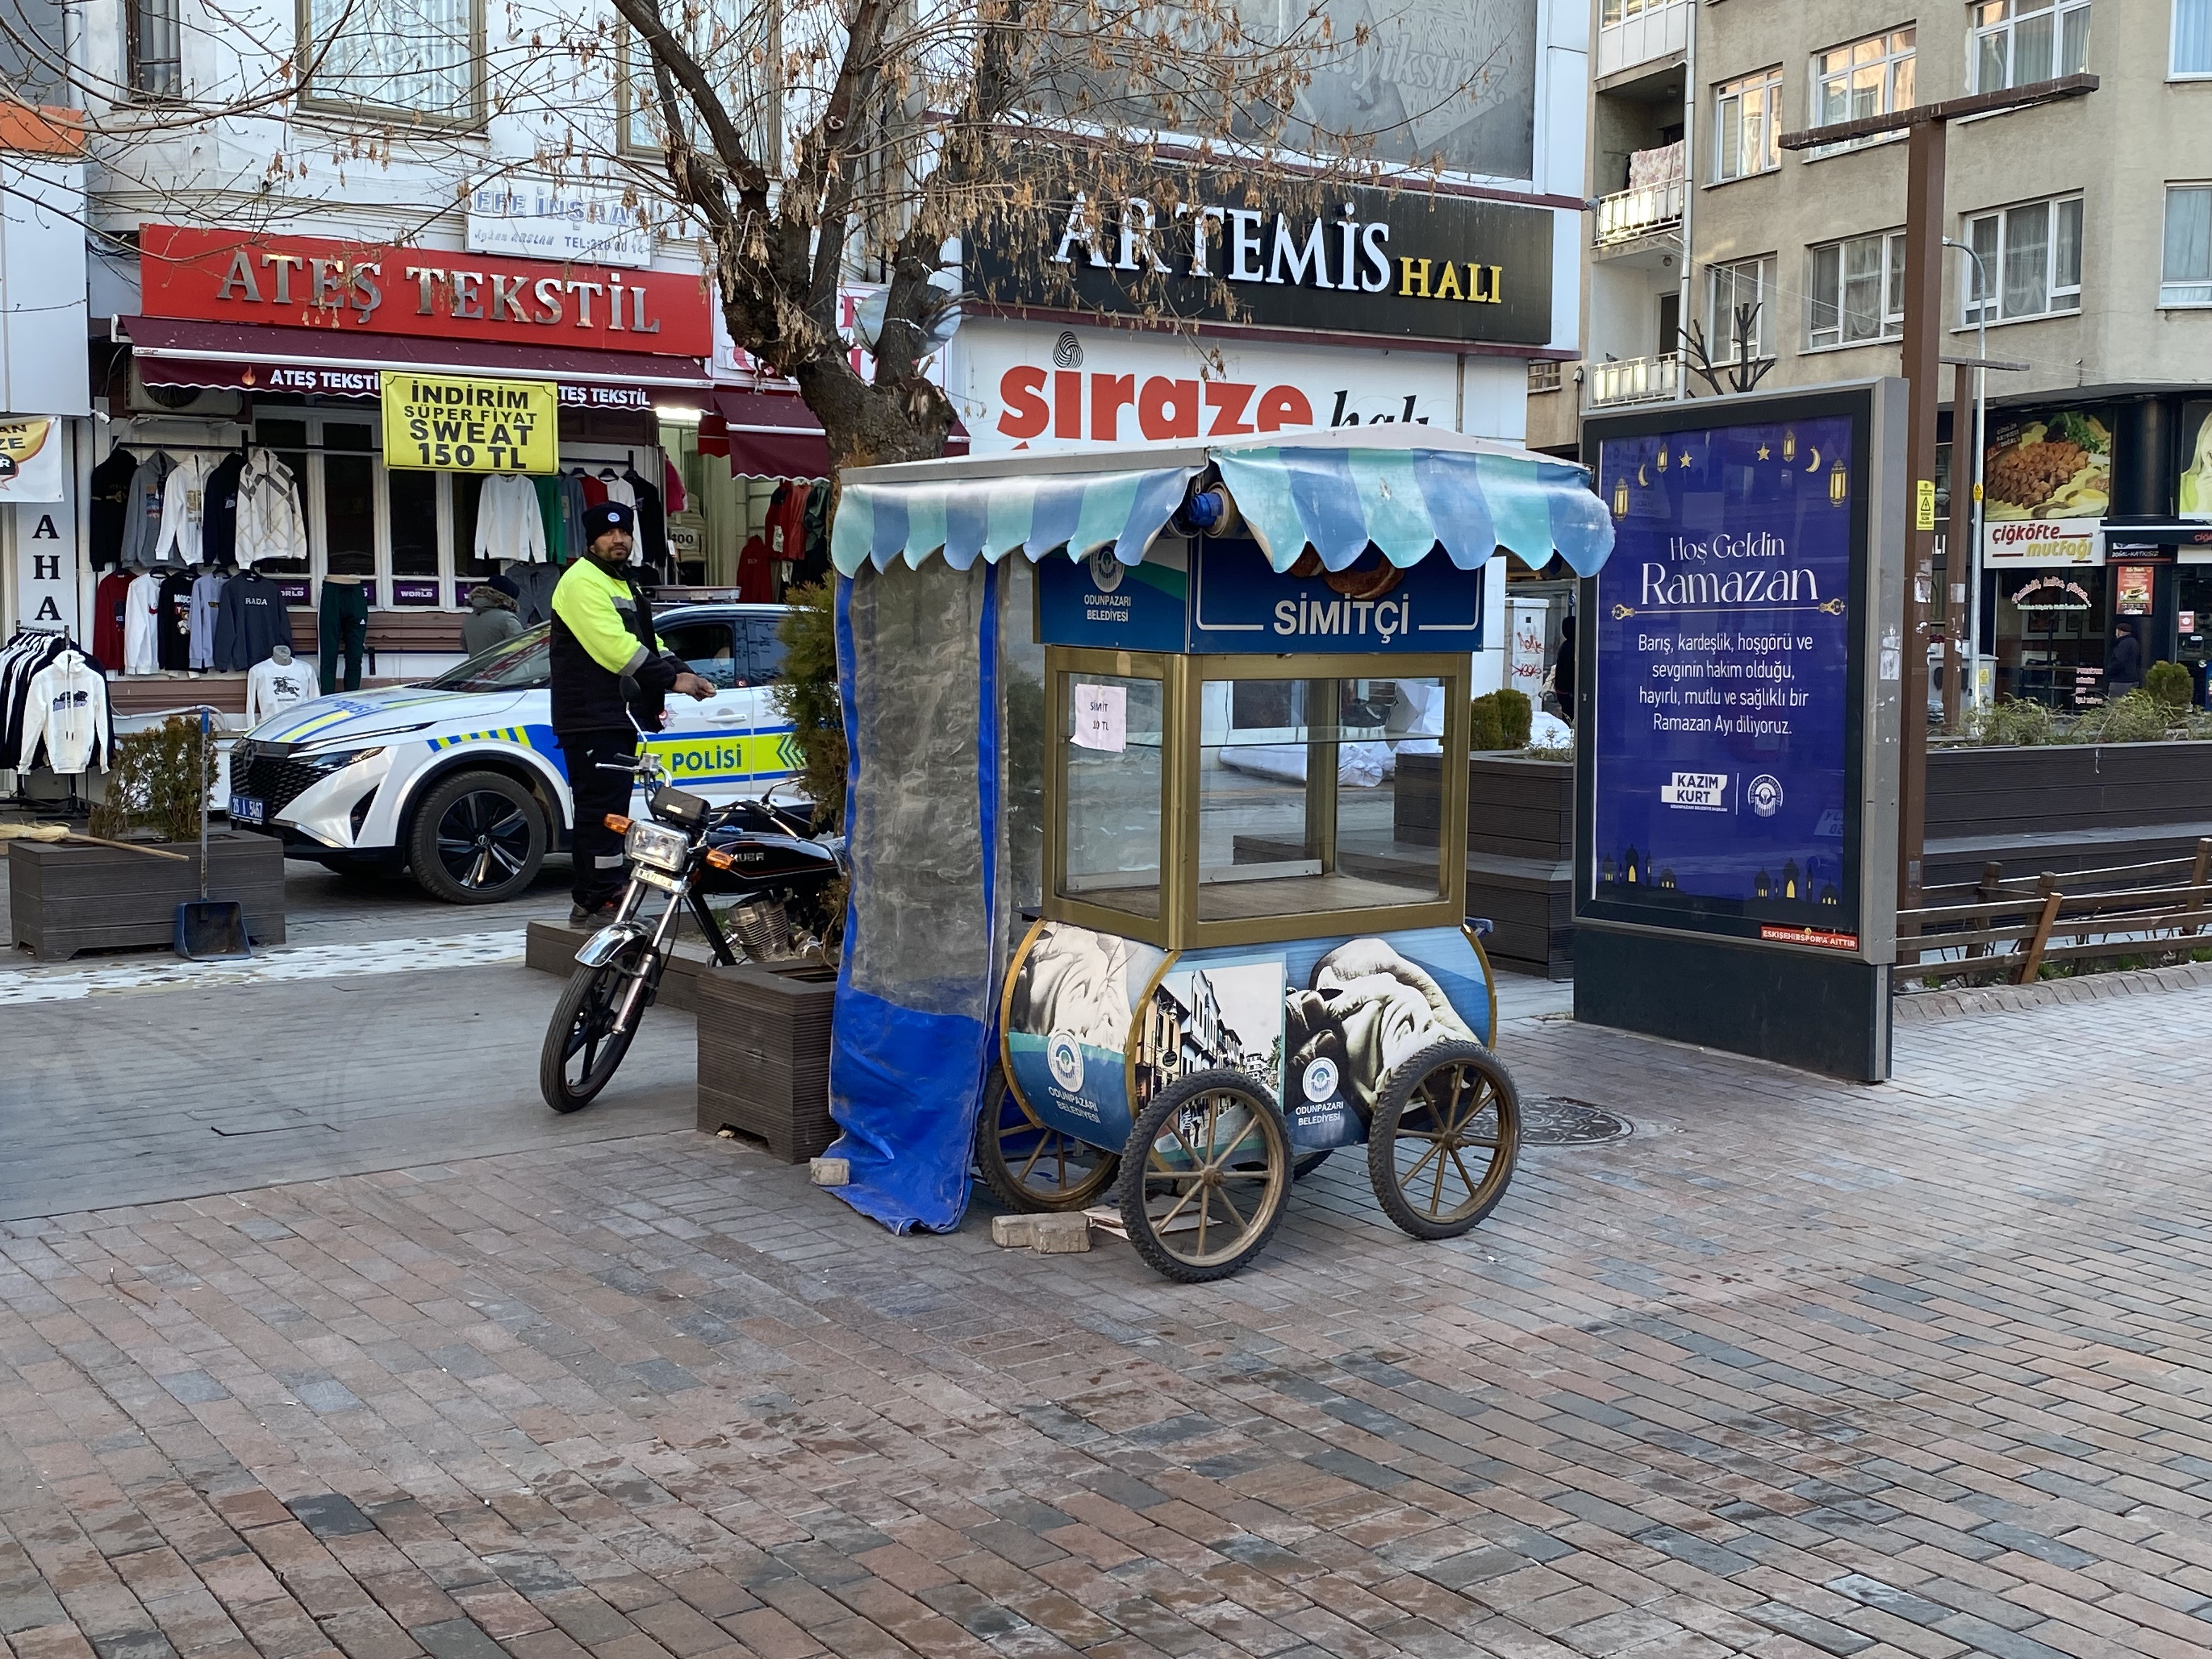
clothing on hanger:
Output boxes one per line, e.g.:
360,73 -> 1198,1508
474,475 -> 548,564
557,472 -> 588,561
123,570 -> 162,674
17,650 -> 111,776
188,567 -> 227,670
234,449 -> 307,568
87,445 -> 138,571
0,631 -> 75,769
576,470 -> 608,509
215,569 -> 295,670
201,452 -> 246,568
119,452 -> 174,568
599,469 -> 637,510
736,534 -> 775,604
318,579 -> 368,694
153,453 -> 216,565
156,568 -> 195,671
765,479 -> 810,562
662,456 -> 686,516
245,652 -> 319,727
92,569 -> 132,668
532,475 -> 568,565
625,467 -> 666,570
797,481 -> 832,585
504,561 -> 559,627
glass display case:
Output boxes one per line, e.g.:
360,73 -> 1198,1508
1045,648 -> 1469,947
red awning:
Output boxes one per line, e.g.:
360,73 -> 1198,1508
122,315 -> 712,411
704,387 -> 967,477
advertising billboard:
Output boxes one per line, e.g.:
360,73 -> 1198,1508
1980,407 -> 2112,566
1578,385 -> 1901,965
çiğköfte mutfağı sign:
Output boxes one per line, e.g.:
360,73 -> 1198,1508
1584,413 -> 1866,952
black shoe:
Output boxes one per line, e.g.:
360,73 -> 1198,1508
569,901 -> 619,927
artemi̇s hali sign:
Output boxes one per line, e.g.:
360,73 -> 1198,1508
1577,385 -> 1902,965
965,170 -> 1555,348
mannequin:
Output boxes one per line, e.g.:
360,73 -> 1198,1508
245,641 -> 319,727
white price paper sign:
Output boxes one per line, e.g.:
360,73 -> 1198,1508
1071,682 -> 1127,753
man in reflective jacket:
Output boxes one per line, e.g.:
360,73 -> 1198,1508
551,500 -> 713,922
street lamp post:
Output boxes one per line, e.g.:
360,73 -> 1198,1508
1780,71 -> 2097,937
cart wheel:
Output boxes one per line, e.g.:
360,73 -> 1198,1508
974,1066 -> 1120,1212
1120,1069 -> 1292,1283
1367,1041 -> 1521,1240
1292,1150 -> 1333,1181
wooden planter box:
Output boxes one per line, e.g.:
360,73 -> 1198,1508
7,832 -> 286,962
1398,753 -> 1575,979
696,961 -> 839,1162
1927,741 -> 2212,885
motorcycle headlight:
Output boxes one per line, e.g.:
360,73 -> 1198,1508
624,820 -> 690,873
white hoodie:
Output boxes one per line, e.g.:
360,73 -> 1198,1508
17,651 -> 110,774
153,453 -> 215,565
234,449 -> 308,568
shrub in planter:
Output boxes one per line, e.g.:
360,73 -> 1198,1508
1971,697 -> 2056,747
2080,690 -> 2177,745
89,715 -> 204,843
1469,689 -> 1532,752
2147,660 -> 2193,709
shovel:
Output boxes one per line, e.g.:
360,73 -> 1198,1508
174,707 -> 251,961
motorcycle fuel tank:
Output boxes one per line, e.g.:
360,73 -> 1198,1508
697,826 -> 841,897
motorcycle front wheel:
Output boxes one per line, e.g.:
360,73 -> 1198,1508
540,939 -> 651,1113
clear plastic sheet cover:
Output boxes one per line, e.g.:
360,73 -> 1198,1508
843,560 -> 994,1018
994,556 -> 1047,991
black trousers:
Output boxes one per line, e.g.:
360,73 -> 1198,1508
561,730 -> 637,909
319,580 -> 368,693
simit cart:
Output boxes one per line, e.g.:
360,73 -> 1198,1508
816,430 -> 1616,1280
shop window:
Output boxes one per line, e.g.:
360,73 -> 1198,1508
1809,230 -> 1905,349
1057,669 -> 1166,921
1810,28 -> 1915,153
617,1 -> 781,169
1713,67 -> 1783,182
1196,674 -> 1447,923
1972,0 -> 2090,93
1709,255 -> 1776,362
1996,568 -> 2105,709
127,0 -> 182,98
1964,196 -> 2082,323
300,0 -> 481,121
388,470 -> 441,579
2163,185 -> 2212,306
322,424 -> 377,579
2181,0 -> 2212,75
453,473 -> 491,581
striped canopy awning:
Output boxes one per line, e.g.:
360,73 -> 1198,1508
831,430 -> 1616,579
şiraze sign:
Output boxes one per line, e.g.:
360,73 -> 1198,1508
138,224 -> 712,358
1584,410 -> 1866,952
965,169 -> 1555,348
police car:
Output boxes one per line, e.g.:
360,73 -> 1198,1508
228,605 -> 799,903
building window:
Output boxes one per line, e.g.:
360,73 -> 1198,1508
300,0 -> 480,121
1527,359 -> 1562,393
1812,28 -> 1915,147
1971,0 -> 2091,93
2165,185 -> 2212,304
1709,256 -> 1776,360
1965,196 -> 2083,322
1809,231 -> 1906,348
2179,0 -> 2212,75
127,0 -> 182,98
1714,68 -> 1784,180
1601,0 -> 1686,22
617,3 -> 782,170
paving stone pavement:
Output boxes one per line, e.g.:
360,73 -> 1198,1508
6,981 -> 2212,1659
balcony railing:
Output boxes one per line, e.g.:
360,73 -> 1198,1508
1596,0 -> 1690,78
1593,179 -> 1685,246
1589,353 -> 1681,408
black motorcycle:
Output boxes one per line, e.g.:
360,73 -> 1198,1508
539,747 -> 844,1112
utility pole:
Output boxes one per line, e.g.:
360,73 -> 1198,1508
1779,71 -> 2096,933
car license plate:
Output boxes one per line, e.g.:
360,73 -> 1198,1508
229,795 -> 266,825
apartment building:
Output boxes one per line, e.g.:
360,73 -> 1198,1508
1534,0 -> 2212,709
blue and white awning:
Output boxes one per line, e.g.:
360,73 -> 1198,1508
831,430 -> 1615,579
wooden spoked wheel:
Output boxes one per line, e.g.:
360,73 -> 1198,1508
1119,1069 -> 1292,1282
974,1066 -> 1120,1212
1366,1040 -> 1521,1240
